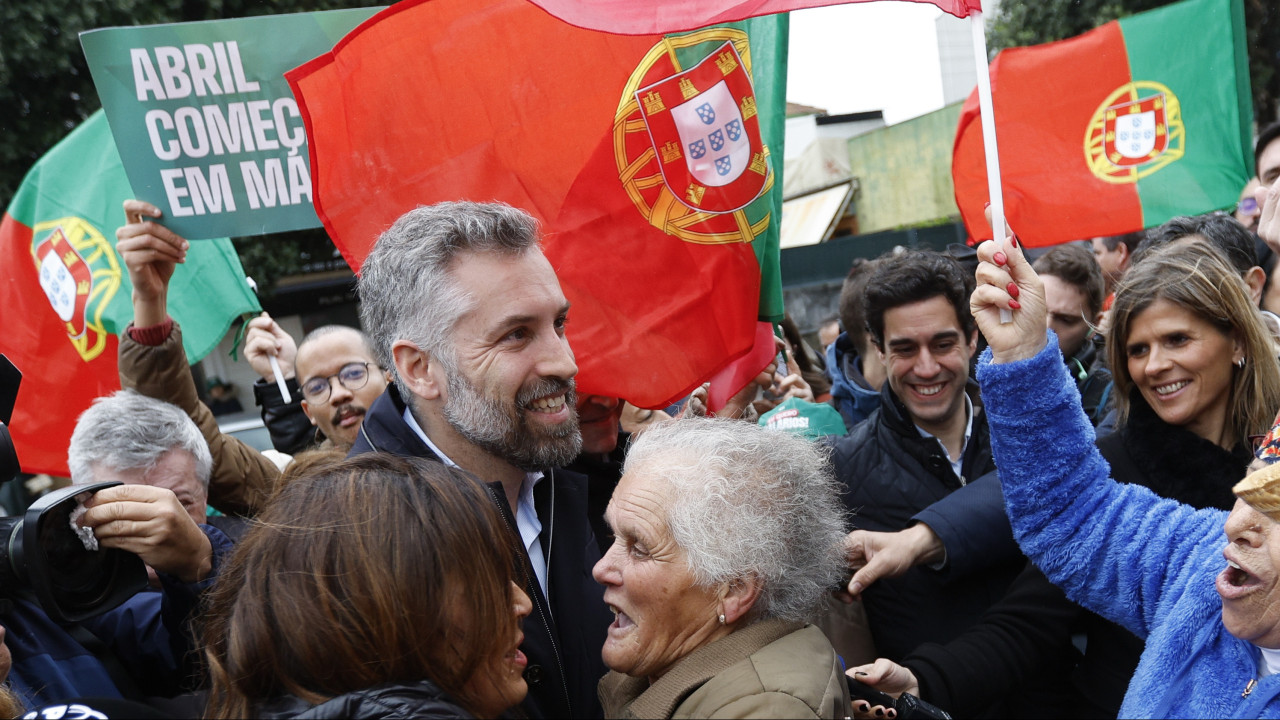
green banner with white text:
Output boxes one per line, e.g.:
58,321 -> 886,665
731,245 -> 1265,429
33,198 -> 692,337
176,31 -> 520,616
80,7 -> 380,239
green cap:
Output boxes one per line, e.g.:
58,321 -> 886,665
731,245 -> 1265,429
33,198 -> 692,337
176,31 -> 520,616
758,397 -> 847,440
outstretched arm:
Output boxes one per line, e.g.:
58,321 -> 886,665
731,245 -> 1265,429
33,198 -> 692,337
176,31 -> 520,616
840,524 -> 943,600
971,235 -> 1226,637
117,200 -> 187,328
838,470 -> 1016,599
115,201 -> 280,515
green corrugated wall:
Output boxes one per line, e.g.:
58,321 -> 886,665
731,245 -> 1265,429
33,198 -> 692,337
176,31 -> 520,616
847,102 -> 965,234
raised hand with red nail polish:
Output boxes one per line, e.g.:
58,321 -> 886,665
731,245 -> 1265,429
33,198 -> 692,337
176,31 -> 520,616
969,219 -> 1048,364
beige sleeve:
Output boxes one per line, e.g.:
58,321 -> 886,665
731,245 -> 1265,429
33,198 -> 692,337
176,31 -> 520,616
119,322 -> 278,516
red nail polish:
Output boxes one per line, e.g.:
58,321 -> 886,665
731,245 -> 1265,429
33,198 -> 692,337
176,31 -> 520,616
994,252 -> 1007,266
1008,299 -> 1022,310
1011,235 -> 1019,249
984,201 -> 991,209
1007,282 -> 1020,298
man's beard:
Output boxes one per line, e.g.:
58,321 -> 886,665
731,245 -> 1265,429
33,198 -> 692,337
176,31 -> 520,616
443,371 -> 582,471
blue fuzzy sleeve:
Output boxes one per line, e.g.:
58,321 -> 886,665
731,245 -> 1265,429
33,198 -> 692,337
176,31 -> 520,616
975,333 -> 1228,638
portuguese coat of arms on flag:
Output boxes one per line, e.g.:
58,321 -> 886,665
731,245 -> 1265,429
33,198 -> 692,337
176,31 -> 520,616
953,0 -> 1252,246
288,0 -> 791,409
635,40 -> 769,214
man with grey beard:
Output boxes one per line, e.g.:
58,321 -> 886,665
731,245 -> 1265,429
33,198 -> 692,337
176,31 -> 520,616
350,201 -> 610,719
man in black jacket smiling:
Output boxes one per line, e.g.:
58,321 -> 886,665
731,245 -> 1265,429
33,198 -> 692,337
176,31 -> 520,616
831,250 -> 1019,663
349,201 -> 610,719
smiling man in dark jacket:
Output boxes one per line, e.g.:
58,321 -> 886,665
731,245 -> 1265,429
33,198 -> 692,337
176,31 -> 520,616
831,250 -> 1021,663
348,201 -> 610,719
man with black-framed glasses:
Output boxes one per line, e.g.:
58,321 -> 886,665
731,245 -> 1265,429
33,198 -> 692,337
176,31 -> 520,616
292,326 -> 388,450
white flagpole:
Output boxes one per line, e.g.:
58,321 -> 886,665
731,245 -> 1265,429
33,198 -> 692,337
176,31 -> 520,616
969,9 -> 1012,323
269,354 -> 292,404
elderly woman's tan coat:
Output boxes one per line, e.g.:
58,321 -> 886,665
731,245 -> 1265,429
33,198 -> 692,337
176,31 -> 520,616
598,619 -> 850,719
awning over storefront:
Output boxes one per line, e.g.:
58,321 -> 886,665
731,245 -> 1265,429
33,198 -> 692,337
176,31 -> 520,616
780,181 -> 855,249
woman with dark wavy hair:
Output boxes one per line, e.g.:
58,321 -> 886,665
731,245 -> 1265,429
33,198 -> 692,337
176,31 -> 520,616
202,454 -> 531,719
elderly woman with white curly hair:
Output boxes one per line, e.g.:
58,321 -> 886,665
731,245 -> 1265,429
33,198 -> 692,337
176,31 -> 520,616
593,417 -> 852,719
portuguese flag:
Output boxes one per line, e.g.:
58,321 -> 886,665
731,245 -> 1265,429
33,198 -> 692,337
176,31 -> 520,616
288,0 -> 787,409
0,110 -> 260,477
953,0 -> 1252,246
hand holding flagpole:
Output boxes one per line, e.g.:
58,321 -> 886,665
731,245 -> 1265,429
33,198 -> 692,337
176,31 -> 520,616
268,354 -> 291,404
244,311 -> 298,403
969,9 -> 1012,324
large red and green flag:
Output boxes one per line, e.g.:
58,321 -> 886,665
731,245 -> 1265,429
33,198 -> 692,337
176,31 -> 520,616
953,0 -> 1252,246
0,110 -> 260,476
288,0 -> 794,409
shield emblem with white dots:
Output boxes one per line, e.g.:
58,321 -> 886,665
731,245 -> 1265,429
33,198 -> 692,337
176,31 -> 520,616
1101,93 -> 1169,167
634,41 -> 768,213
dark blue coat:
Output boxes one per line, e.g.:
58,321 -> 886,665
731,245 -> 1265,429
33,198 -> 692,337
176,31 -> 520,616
829,381 -> 1019,661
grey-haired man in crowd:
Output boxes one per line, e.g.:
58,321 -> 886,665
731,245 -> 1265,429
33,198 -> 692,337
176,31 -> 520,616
349,201 -> 610,719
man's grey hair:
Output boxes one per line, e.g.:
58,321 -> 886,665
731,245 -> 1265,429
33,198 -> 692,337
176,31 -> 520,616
623,417 -> 848,623
67,390 -> 212,490
358,201 -> 542,398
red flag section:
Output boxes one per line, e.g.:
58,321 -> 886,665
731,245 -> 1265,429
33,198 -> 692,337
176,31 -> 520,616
953,24 -> 1138,245
0,215 -> 121,476
289,0 -> 786,408
527,0 -> 982,34
707,321 -> 777,411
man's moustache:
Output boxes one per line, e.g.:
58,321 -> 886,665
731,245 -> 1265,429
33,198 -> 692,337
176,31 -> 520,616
517,377 -> 575,407
331,404 -> 366,424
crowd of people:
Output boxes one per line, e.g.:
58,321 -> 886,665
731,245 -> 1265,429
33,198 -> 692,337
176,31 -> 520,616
3,114 -> 1280,719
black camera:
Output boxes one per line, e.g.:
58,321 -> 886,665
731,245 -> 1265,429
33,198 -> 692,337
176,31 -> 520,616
0,355 -> 148,623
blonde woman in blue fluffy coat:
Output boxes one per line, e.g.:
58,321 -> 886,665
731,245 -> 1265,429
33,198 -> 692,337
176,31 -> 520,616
970,237 -> 1280,718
